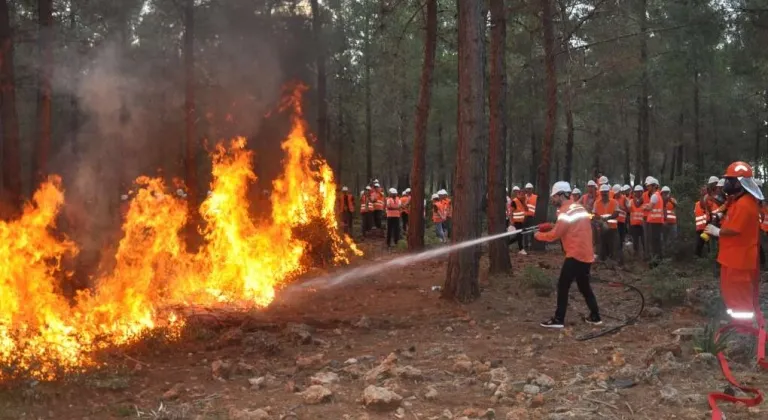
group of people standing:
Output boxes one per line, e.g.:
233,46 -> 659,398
505,183 -> 538,255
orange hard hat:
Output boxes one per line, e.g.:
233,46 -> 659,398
724,161 -> 753,178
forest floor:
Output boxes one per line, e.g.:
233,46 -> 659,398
1,235 -> 767,420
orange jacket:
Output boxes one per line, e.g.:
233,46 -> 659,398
616,196 -> 629,223
510,197 -> 525,223
525,194 -> 537,217
718,194 -> 759,271
664,201 -> 677,224
694,201 -> 708,232
535,200 -> 595,263
386,197 -> 402,218
400,196 -> 411,214
337,193 -> 354,213
761,206 -> 768,233
372,189 -> 384,211
432,201 -> 445,223
594,198 -> 618,229
646,191 -> 664,224
629,198 -> 645,226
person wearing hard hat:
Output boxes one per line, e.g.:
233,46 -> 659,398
524,183 -> 538,251
385,188 -> 402,247
628,185 -> 646,258
372,182 -> 385,230
617,185 -> 631,247
594,183 -> 622,263
337,186 -> 355,236
534,181 -> 601,328
571,188 -> 582,203
431,193 -> 447,243
400,188 -> 412,236
361,186 -> 374,237
580,180 -> 597,213
510,186 -> 527,254
438,189 -> 452,239
660,186 -> 677,251
703,161 -> 764,325
643,176 -> 664,264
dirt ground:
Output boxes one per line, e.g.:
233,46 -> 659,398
1,237 -> 766,420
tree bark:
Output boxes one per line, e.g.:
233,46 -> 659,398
184,0 -> 198,236
336,93 -> 344,183
408,0 -> 436,251
443,0 -> 484,303
437,122 -> 446,189
68,6 -> 79,155
487,0 -> 511,273
533,0 -> 557,248
638,0 -> 650,179
35,0 -> 53,183
310,0 -> 327,156
563,67 -> 574,183
0,0 -> 21,214
622,99 -> 630,184
693,67 -> 701,171
364,14 -> 373,182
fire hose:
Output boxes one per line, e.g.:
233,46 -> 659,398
574,278 -> 645,341
708,281 -> 767,420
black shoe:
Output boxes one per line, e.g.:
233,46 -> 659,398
540,318 -> 564,329
585,314 -> 603,325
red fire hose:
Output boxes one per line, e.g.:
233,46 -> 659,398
708,278 -> 767,420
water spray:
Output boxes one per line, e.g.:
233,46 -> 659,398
283,226 -> 540,295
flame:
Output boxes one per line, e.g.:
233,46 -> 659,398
0,85 -> 361,381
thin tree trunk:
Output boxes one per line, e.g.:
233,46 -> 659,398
693,67 -> 701,171
35,0 -> 53,183
562,46 -> 574,183
0,0 -> 21,214
68,7 -> 79,155
487,0 -> 511,273
622,99 -> 630,184
310,0 -> 327,156
529,84 -> 538,184
755,118 -> 761,172
364,14 -> 373,182
638,0 -> 650,178
669,146 -> 677,181
336,93 -> 344,183
408,0 -> 436,251
533,0 -> 557,248
184,0 -> 198,235
437,122 -> 446,189
506,125 -> 513,190
443,0 -> 483,303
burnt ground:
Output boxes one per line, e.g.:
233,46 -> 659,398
1,238 -> 767,420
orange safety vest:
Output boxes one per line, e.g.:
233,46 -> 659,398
694,201 -> 708,232
443,197 -> 452,218
580,194 -> 595,214
646,191 -> 664,224
616,196 -> 628,223
337,193 -> 354,213
594,199 -> 618,229
511,198 -> 526,223
761,207 -> 768,233
525,194 -> 537,217
664,201 -> 677,224
400,196 -> 411,214
432,201 -> 445,223
360,194 -> 370,213
386,197 -> 401,218
372,190 -> 384,211
629,199 -> 645,226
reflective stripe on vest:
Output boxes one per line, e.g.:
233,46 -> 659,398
647,192 -> 664,224
726,309 -> 755,320
630,200 -> 644,226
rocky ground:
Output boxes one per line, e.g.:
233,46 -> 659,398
1,240 -> 766,420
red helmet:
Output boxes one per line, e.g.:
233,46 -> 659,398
724,161 -> 753,178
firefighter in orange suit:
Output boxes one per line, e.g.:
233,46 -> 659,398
337,186 -> 355,236
704,161 -> 763,323
361,187 -> 374,236
372,181 -> 385,229
524,183 -> 538,251
694,188 -> 710,257
385,188 -> 402,247
400,188 -> 411,235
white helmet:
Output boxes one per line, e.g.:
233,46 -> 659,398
645,177 -> 659,186
360,191 -> 365,196
612,184 -> 621,193
431,193 -> 439,200
438,189 -> 448,196
550,181 -> 571,197
176,188 -> 185,197
512,186 -> 520,192
587,180 -> 597,187
389,188 -> 397,195
525,183 -> 534,189
661,186 -> 671,193
708,176 -> 719,185
644,176 -> 654,185
599,184 -> 610,192
373,179 -> 380,184
572,188 -> 581,195
622,184 -> 631,191
598,176 -> 609,185
341,186 -> 348,192
120,194 -> 128,201
717,178 -> 725,187
404,188 -> 411,194
365,186 -> 372,190
634,185 -> 644,192
374,183 -> 380,187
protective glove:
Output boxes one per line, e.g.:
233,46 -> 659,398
538,222 -> 554,233
704,224 -> 720,237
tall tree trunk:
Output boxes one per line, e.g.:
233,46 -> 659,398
364,14 -> 373,182
533,0 -> 557,243
184,0 -> 198,236
437,122 -> 446,189
487,0 -> 511,273
562,45 -> 574,184
443,0 -> 483,303
528,84 -> 538,184
408,0 -> 436,251
68,6 -> 79,155
506,125 -> 513,190
693,67 -> 701,171
638,0 -> 650,179
0,0 -> 21,214
622,99 -> 630,184
35,0 -> 53,183
310,0 -> 327,156
336,94 -> 344,184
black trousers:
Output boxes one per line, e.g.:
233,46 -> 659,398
554,258 -> 600,322
374,210 -> 384,229
401,212 -> 409,234
647,223 -> 664,262
362,212 -> 374,235
341,211 -> 352,235
618,222 -> 627,245
445,217 -> 452,238
386,217 -> 401,246
523,217 -> 534,250
599,228 -> 617,262
512,222 -> 524,250
630,224 -> 644,256
695,232 -> 710,257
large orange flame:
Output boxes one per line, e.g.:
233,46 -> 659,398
0,85 -> 361,381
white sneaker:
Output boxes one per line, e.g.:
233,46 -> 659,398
519,250 -> 528,255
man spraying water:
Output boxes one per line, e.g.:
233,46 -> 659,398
533,181 -> 602,329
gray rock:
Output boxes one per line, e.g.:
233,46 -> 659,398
354,316 -> 372,328
396,365 -> 423,380
672,328 -> 703,340
228,408 -> 271,420
300,385 -> 333,404
523,384 -> 541,395
344,358 -> 358,365
248,376 -> 266,389
489,367 -> 509,384
532,374 -> 555,390
362,385 -> 403,411
311,372 -> 340,386
441,409 -> 454,419
212,359 -> 232,380
660,385 -> 679,403
425,386 -> 439,401
444,326 -> 454,333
